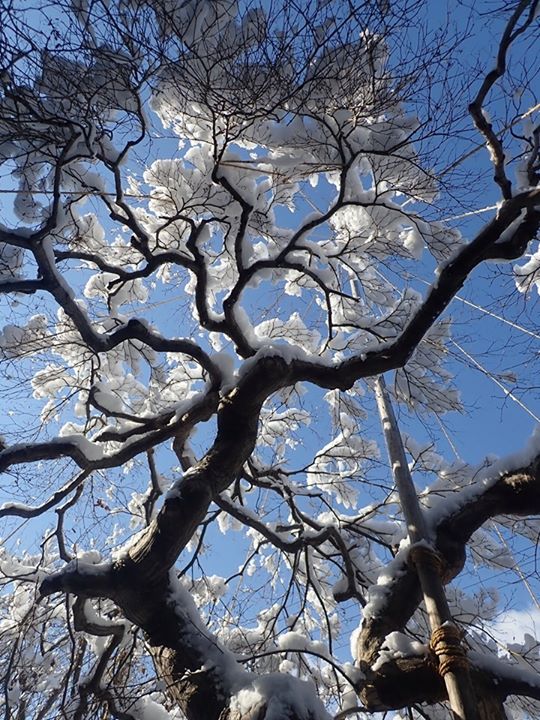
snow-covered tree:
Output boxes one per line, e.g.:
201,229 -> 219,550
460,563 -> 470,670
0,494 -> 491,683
0,0 -> 539,718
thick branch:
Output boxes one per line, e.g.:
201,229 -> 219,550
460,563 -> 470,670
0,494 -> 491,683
0,278 -> 45,293
118,358 -> 286,583
362,644 -> 540,717
361,653 -> 511,719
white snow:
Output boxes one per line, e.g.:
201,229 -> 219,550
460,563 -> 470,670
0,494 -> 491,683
496,209 -> 527,245
131,697 -> 175,720
372,631 -> 427,671
424,425 -> 540,529
362,538 -> 411,619
166,574 -> 332,719
54,433 -> 106,461
228,673 -> 332,720
469,649 -> 540,690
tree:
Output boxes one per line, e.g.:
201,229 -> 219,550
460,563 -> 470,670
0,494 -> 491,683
0,0 -> 539,718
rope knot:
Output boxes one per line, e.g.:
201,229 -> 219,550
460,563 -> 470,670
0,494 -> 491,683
430,623 -> 469,676
408,544 -> 450,581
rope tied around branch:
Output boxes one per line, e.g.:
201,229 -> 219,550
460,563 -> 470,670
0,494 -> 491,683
430,623 -> 469,676
408,543 -> 449,580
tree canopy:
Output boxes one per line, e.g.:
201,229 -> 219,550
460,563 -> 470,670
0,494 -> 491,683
0,0 -> 540,718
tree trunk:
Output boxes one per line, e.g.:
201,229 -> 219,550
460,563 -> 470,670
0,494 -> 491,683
477,693 -> 508,720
